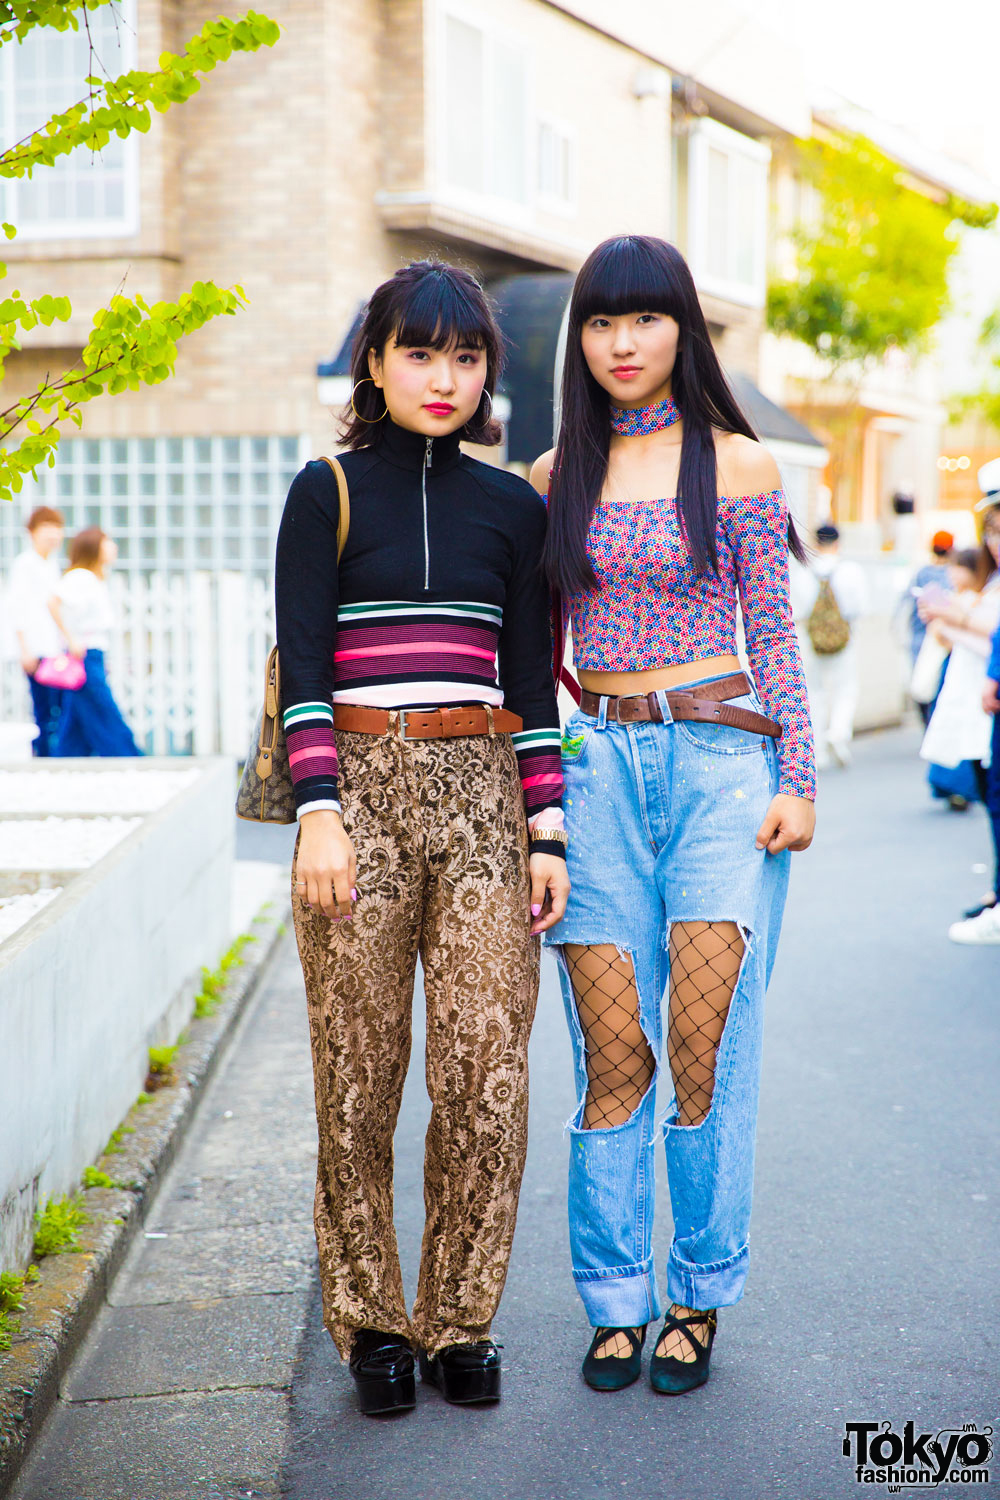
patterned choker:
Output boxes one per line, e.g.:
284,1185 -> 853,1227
610,395 -> 681,437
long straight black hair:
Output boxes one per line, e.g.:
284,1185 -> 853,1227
339,260 -> 504,450
544,234 -> 805,594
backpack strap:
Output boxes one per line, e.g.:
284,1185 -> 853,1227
319,455 -> 350,561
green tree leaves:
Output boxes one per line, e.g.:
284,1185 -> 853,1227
0,3 -> 279,502
1,13 -> 280,180
0,282 -> 248,496
767,133 -> 998,372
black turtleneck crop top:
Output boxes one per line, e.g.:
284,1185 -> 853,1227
274,418 -> 564,849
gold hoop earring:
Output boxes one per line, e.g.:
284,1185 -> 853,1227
350,377 -> 388,423
479,389 -> 494,420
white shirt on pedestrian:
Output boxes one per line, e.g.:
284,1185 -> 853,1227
920,580 -> 1000,769
4,547 -> 63,658
56,568 -> 115,652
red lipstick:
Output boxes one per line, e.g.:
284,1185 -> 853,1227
424,402 -> 456,416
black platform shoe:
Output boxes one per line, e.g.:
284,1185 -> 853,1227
582,1325 -> 647,1391
649,1308 -> 717,1395
418,1340 -> 502,1405
349,1329 -> 416,1415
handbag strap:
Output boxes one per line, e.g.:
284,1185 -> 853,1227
551,590 -> 582,706
320,455 -> 350,561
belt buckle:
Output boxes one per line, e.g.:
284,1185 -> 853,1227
396,709 -> 412,741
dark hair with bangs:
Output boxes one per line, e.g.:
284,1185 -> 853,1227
544,234 -> 805,594
339,260 -> 504,449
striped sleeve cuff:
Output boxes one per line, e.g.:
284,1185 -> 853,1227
513,729 -> 565,857
283,701 -> 340,814
512,727 -> 564,818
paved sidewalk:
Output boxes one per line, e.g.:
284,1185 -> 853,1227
11,935 -> 317,1500
12,731 -> 1000,1500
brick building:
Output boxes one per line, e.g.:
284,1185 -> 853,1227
1,0 -> 829,572
1,0 -> 833,748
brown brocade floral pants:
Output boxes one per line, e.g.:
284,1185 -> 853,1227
291,728 -> 540,1360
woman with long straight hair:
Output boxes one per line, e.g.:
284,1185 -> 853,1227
276,261 -> 569,1416
531,234 -> 816,1395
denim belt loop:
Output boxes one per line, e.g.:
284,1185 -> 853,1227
596,696 -> 609,731
654,689 -> 674,726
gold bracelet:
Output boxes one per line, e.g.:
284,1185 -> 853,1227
530,827 -> 569,845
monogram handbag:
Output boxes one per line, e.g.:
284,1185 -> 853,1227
236,456 -> 350,823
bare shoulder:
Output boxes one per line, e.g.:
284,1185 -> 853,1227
715,432 -> 783,498
529,447 -> 557,495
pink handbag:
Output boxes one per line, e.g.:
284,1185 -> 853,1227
34,653 -> 87,691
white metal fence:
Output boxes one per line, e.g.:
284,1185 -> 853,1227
1,571 -> 274,757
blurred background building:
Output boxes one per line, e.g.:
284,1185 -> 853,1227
1,0 -> 998,748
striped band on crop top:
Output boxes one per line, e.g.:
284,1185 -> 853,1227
283,598 -> 564,823
333,599 -> 504,701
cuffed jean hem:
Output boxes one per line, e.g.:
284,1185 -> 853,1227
666,1240 -> 750,1311
573,1259 -> 661,1328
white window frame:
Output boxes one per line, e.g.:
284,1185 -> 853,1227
1,0 -> 140,241
535,113 -> 578,216
687,118 -> 770,309
435,1 -> 535,227
3,434 -> 308,581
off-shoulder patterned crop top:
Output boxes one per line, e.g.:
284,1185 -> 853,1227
565,487 -> 817,800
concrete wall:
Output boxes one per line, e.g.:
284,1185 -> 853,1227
0,759 -> 234,1271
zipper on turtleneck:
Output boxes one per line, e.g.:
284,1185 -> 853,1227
422,436 -> 433,591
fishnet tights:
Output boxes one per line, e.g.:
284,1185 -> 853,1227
568,925 -> 744,1364
591,1306 -> 712,1363
565,922 -> 745,1134
667,921 -> 744,1127
565,945 -> 655,1129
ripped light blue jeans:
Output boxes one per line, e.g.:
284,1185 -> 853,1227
544,675 -> 790,1324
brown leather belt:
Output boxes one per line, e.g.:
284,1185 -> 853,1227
333,704 -> 523,740
579,672 -> 782,739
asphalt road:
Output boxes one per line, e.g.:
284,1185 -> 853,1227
280,729 -> 1000,1500
13,729 -> 999,1500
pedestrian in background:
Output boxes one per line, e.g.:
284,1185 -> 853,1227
932,500 -> 1000,944
535,233 -> 815,1398
791,522 -> 868,769
6,505 -> 66,755
49,527 -> 142,757
955,614 -> 1000,944
903,529 -> 954,726
920,549 -> 984,811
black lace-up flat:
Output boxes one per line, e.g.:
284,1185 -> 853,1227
419,1339 -> 502,1404
581,1325 -> 647,1391
649,1308 -> 717,1394
349,1329 -> 415,1415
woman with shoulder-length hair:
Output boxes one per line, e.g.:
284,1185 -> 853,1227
50,526 -> 142,757
276,260 -> 569,1416
530,234 -> 816,1395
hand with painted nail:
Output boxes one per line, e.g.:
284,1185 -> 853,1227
754,793 -> 815,855
295,809 -> 357,919
528,852 -> 570,936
